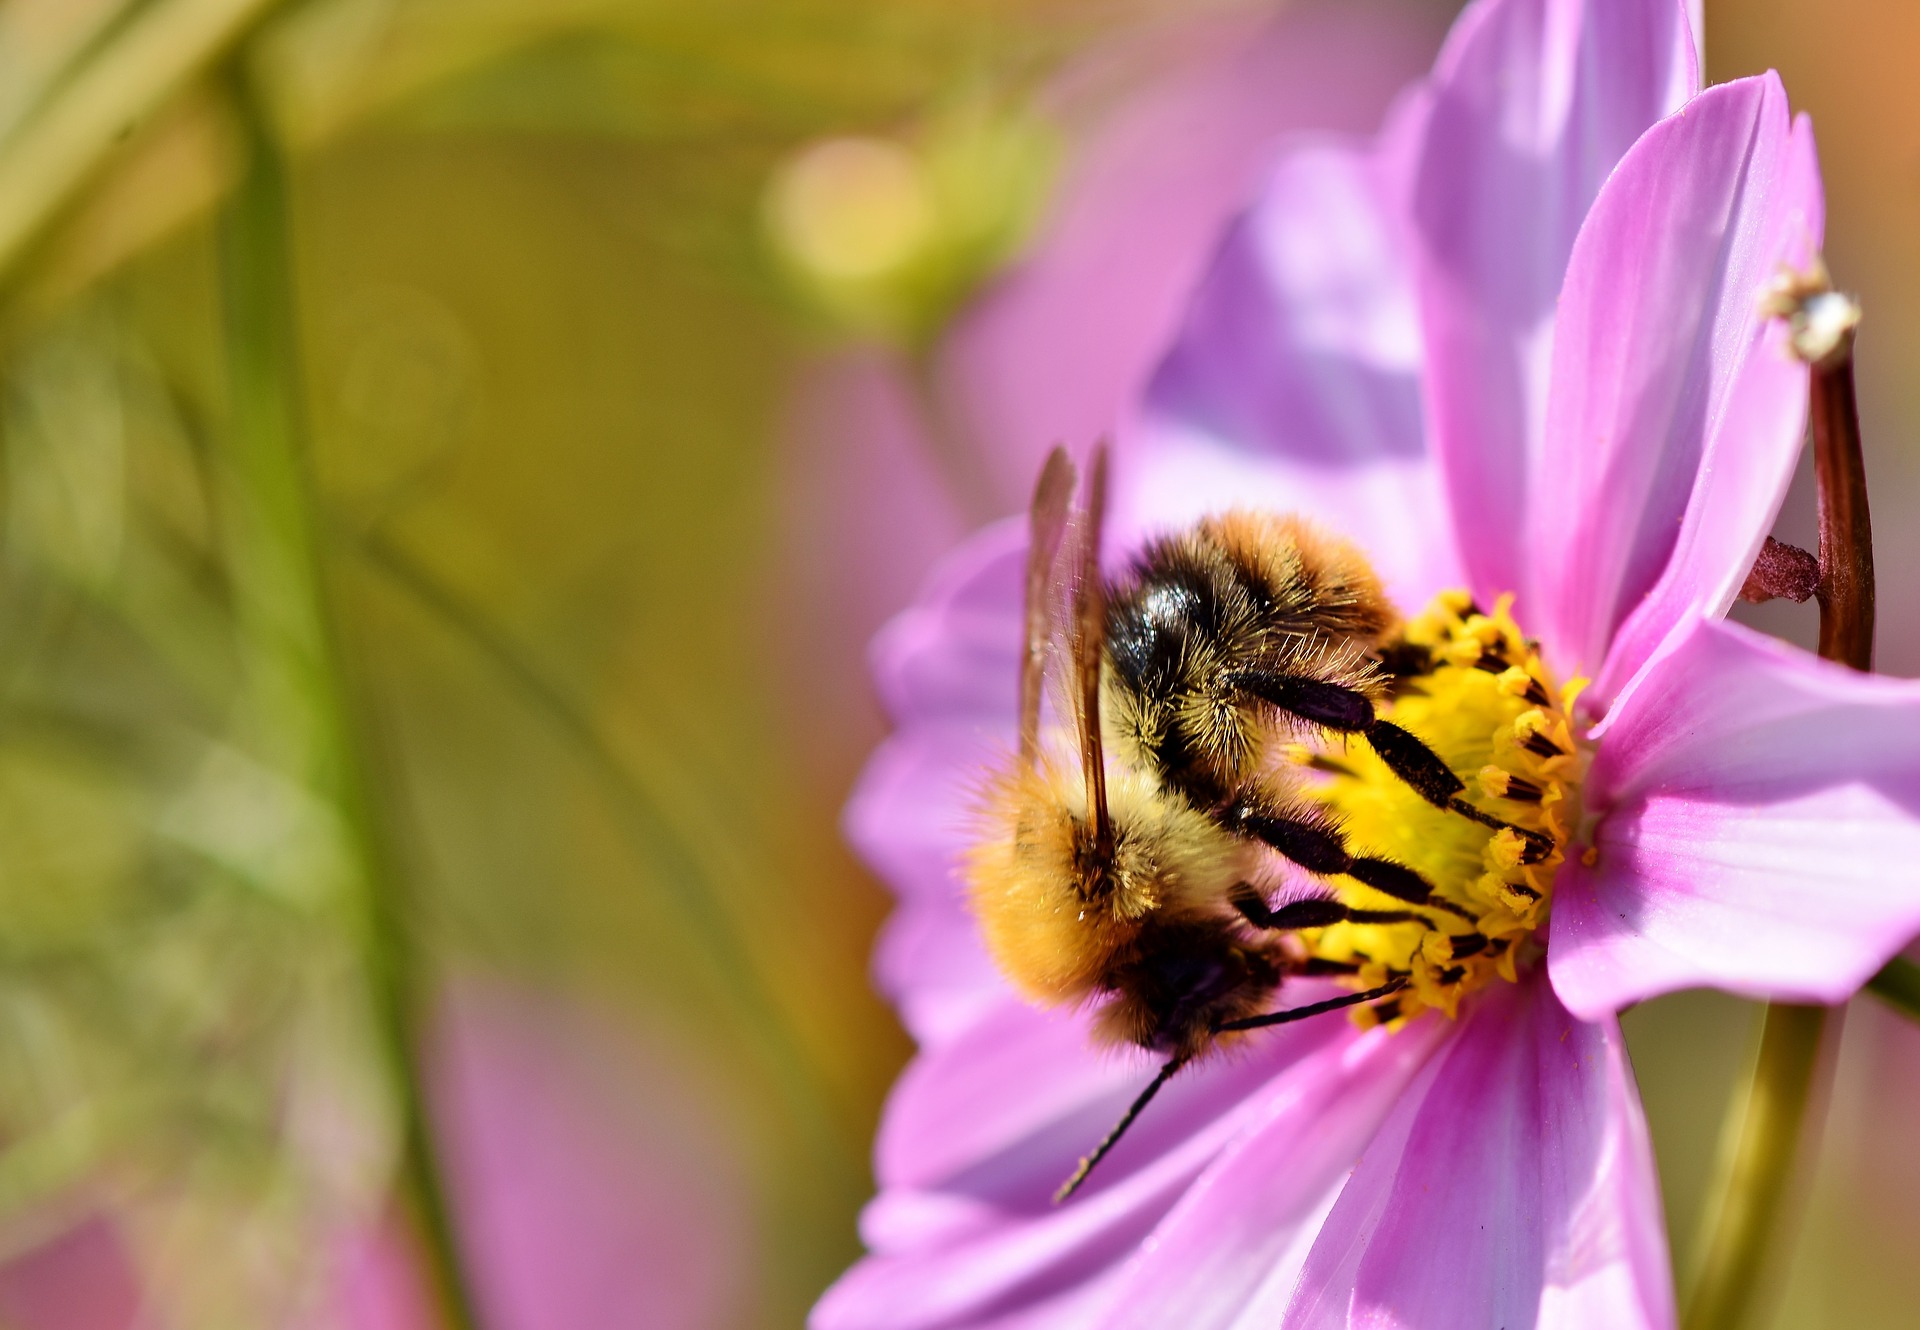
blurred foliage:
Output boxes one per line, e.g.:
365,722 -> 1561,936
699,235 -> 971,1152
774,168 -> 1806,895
762,99 -> 1058,345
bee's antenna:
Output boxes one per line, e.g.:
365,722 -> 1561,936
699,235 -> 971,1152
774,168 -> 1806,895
1070,445 -> 1113,861
1021,447 -> 1078,766
1054,1051 -> 1185,1205
1213,975 -> 1409,1032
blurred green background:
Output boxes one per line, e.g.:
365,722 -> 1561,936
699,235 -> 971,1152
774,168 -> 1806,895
0,0 -> 1910,1327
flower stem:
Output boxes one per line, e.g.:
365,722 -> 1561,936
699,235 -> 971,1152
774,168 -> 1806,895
1683,291 -> 1868,1330
1810,337 -> 1873,672
1683,1004 -> 1830,1330
216,65 -> 482,1330
353,528 -> 866,1174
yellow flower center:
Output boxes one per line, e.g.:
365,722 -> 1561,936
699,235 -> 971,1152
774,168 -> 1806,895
1294,590 -> 1588,1022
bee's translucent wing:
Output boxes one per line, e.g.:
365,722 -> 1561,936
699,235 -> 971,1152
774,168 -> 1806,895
1063,444 -> 1112,856
1021,447 -> 1077,766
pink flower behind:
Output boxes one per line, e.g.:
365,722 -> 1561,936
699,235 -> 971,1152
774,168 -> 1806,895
0,1218 -> 143,1330
335,981 -> 750,1330
821,1 -> 1920,1326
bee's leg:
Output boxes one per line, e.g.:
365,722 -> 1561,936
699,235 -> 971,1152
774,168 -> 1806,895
1054,1054 -> 1188,1205
1213,975 -> 1409,1032
1296,956 -> 1365,976
1376,639 -> 1437,686
1225,668 -> 1553,863
1223,669 -> 1374,731
1230,889 -> 1420,931
1223,804 -> 1475,921
1352,718 -> 1556,861
1226,667 -> 1455,795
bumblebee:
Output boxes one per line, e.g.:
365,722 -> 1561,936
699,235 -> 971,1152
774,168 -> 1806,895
966,447 -> 1556,1201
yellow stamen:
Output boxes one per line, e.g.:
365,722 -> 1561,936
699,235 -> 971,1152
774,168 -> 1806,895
1295,591 -> 1587,1023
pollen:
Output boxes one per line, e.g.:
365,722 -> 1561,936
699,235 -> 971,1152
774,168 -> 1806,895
1294,593 -> 1587,1024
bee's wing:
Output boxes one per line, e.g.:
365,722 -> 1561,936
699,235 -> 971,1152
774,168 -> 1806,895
1021,447 -> 1077,765
1020,444 -> 1113,853
1061,445 -> 1112,853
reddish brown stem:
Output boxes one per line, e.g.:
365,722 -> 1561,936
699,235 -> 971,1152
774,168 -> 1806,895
1812,350 -> 1874,671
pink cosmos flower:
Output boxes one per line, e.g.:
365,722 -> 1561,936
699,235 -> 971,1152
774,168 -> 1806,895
816,1 -> 1920,1327
331,981 -> 749,1330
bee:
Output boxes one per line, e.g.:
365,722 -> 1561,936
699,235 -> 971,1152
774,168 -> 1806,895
967,447 -> 1552,1202
968,448 -> 1437,1203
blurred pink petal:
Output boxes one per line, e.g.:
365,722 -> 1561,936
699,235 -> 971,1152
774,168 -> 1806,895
946,0 -> 1451,506
0,1218 -> 144,1330
1283,977 -> 1670,1329
1120,111 -> 1463,611
333,982 -> 750,1330
779,350 -> 974,708
328,1214 -> 440,1330
847,525 -> 1024,1043
1410,0 -> 1696,605
1551,618 -> 1920,1018
1535,75 -> 1819,701
441,985 -> 747,1330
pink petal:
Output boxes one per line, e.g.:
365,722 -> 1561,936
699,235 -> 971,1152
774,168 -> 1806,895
865,858 -> 1004,1046
1099,1016 -> 1451,1329
430,983 -> 751,1330
0,1217 -> 143,1330
819,995 -> 1378,1330
1410,0 -> 1697,606
846,525 -> 1027,1040
944,0 -> 1450,505
775,348 -> 976,740
1284,977 -> 1673,1329
1551,617 -> 1920,1019
325,1215 -> 445,1330
1533,75 -> 1822,701
1111,434 -> 1461,619
1122,123 -> 1463,612
1142,139 -> 1424,474
867,521 -> 1024,731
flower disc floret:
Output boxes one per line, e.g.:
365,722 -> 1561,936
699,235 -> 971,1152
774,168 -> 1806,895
1298,591 -> 1587,1020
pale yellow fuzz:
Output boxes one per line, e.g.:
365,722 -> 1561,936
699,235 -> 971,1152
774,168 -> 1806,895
966,754 -> 1255,1006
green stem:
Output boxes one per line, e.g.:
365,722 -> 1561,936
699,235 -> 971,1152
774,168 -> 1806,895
1866,957 -> 1920,1022
215,67 -> 482,1330
353,529 -> 863,1173
1683,298 -> 1868,1330
1682,1004 -> 1829,1330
